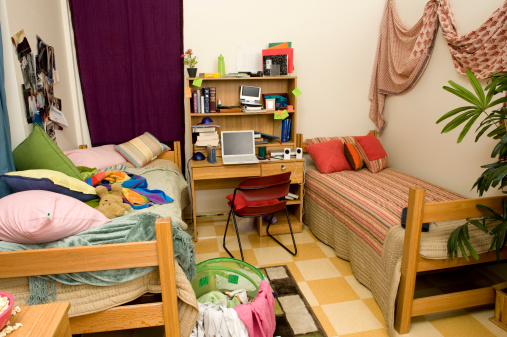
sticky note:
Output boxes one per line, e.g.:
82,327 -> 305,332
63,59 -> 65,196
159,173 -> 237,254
193,78 -> 203,87
292,87 -> 302,97
185,87 -> 192,98
274,110 -> 289,120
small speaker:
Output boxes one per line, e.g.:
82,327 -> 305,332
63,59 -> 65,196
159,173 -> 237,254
296,147 -> 303,159
283,148 -> 291,160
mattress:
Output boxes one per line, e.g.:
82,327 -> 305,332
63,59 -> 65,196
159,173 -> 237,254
303,167 -> 497,336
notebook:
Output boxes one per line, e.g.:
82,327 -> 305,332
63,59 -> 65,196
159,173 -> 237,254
221,130 -> 259,165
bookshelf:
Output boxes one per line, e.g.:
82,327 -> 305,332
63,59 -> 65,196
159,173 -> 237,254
186,76 -> 298,155
185,76 -> 305,240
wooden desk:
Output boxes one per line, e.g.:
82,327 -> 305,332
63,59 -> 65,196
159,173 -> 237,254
8,302 -> 71,337
190,157 -> 305,241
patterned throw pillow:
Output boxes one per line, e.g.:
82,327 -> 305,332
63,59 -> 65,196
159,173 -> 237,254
305,139 -> 352,173
354,134 -> 389,173
114,132 -> 169,168
344,143 -> 363,170
305,136 -> 356,146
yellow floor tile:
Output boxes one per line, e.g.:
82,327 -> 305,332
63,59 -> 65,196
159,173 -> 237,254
253,246 -> 295,266
429,312 -> 499,337
297,281 -> 319,306
195,252 -> 220,264
345,275 -> 373,299
291,242 -> 327,261
218,249 -> 258,266
194,237 -> 219,254
362,298 -> 385,327
195,225 -> 216,239
341,328 -> 390,337
285,261 -> 305,282
246,233 -> 281,249
307,277 -> 359,305
214,223 -> 238,237
219,234 -> 252,252
279,228 -> 317,245
329,256 -> 354,276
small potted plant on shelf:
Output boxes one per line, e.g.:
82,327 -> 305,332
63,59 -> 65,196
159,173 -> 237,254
182,49 -> 198,78
436,70 -> 507,261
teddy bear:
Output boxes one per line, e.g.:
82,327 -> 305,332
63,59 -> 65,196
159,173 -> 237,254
95,183 -> 131,219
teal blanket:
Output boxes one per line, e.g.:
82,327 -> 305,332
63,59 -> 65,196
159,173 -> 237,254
0,212 -> 195,304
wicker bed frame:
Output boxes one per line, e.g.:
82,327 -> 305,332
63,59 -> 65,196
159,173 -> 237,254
0,143 -> 185,335
297,133 -> 507,334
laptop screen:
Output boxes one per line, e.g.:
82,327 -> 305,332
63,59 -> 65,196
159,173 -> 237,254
221,131 -> 255,156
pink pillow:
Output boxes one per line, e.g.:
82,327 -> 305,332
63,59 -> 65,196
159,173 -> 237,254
305,139 -> 352,173
0,190 -> 111,244
354,134 -> 389,173
64,145 -> 126,170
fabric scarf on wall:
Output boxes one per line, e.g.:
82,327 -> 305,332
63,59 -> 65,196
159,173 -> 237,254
369,0 -> 439,132
438,0 -> 507,79
369,0 -> 507,131
0,25 -> 16,198
68,0 -> 184,155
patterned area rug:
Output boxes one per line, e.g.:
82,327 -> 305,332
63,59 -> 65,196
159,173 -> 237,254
262,265 -> 328,337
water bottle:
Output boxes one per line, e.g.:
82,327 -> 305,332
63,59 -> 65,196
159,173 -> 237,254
218,54 -> 225,78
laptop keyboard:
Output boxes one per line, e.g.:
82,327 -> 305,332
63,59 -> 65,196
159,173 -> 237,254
222,155 -> 259,165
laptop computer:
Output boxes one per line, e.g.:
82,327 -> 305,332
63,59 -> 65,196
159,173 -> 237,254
221,130 -> 259,165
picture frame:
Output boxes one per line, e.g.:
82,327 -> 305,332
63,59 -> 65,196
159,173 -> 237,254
262,93 -> 290,110
265,98 -> 276,111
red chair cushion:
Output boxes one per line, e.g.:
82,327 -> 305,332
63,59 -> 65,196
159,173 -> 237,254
226,194 -> 279,211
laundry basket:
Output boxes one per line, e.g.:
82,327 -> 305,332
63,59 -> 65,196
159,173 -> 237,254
191,257 -> 264,300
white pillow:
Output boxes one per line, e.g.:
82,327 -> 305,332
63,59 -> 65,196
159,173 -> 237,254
0,190 -> 110,244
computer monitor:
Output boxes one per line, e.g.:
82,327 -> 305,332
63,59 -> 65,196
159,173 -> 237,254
240,86 -> 261,105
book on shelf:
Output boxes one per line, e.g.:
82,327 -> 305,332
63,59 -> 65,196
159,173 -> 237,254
255,139 -> 268,144
279,117 -> 291,143
193,128 -> 217,134
192,91 -> 198,113
195,138 -> 219,147
209,87 -> 216,113
200,95 -> 205,114
197,133 -> 219,141
196,90 -> 202,113
203,87 -> 210,113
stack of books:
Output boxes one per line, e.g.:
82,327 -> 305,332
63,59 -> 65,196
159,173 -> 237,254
191,87 -> 217,113
193,126 -> 219,147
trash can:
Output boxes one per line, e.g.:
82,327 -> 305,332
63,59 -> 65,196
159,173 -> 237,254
191,257 -> 264,300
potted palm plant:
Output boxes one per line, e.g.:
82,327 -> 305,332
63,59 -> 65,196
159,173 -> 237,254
436,70 -> 507,261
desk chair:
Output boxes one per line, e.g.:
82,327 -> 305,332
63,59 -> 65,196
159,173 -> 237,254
223,172 -> 298,261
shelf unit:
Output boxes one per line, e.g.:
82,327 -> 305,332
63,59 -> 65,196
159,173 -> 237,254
185,76 -> 304,239
186,76 -> 298,154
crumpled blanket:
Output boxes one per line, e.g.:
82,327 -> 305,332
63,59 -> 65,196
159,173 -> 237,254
86,170 -> 173,209
0,212 -> 196,304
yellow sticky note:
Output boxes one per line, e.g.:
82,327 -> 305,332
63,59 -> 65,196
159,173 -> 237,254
292,87 -> 302,97
185,87 -> 192,98
193,78 -> 203,87
281,110 -> 289,119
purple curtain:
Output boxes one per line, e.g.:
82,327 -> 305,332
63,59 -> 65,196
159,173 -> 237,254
69,0 -> 184,153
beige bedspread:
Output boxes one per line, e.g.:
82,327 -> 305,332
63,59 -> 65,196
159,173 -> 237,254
304,168 -> 496,336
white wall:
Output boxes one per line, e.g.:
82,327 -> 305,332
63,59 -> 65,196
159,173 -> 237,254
4,0 -> 81,150
184,0 -> 505,210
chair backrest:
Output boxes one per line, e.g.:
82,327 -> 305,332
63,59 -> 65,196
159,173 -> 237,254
237,172 -> 291,203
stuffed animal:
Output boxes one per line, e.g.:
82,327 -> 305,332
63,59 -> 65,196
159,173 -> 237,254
95,183 -> 131,219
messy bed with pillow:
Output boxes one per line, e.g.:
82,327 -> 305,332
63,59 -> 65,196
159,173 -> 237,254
302,131 -> 492,335
0,125 -> 198,334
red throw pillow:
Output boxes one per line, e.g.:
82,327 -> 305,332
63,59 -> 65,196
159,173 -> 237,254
305,139 -> 352,173
354,134 -> 389,173
226,194 -> 279,211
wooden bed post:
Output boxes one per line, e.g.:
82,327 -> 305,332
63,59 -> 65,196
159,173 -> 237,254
395,186 -> 426,334
155,218 -> 180,337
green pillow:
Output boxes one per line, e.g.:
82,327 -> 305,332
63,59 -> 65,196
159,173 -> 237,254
12,125 -> 82,180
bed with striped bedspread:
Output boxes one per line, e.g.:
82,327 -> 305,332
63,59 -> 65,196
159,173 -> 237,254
303,167 -> 468,335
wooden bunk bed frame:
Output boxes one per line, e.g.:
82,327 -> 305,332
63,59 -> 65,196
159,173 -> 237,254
0,142 -> 185,335
297,133 -> 507,334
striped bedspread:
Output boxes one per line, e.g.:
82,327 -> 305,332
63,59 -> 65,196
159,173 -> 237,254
305,168 -> 464,255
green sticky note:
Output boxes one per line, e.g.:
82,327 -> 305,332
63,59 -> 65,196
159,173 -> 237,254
292,87 -> 302,97
193,78 -> 203,87
274,110 -> 289,120
228,274 -> 239,284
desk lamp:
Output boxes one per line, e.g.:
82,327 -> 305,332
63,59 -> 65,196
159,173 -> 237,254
192,117 -> 216,161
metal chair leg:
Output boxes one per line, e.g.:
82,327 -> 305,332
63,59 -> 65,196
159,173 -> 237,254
266,208 -> 297,256
223,210 -> 245,261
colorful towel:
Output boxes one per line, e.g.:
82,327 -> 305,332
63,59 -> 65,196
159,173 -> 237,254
86,170 -> 173,209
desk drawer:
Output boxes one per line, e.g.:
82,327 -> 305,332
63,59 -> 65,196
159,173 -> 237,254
193,164 -> 261,180
261,162 -> 304,183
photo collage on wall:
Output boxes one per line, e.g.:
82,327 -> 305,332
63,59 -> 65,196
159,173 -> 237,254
11,29 -> 65,143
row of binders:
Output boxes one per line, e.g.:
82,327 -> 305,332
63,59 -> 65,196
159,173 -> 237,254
191,87 -> 216,113
279,117 -> 291,143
